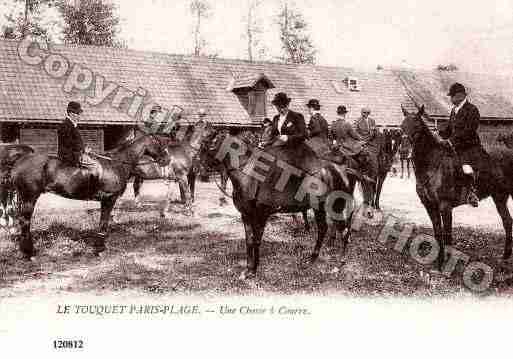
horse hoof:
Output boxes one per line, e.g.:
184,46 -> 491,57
239,270 -> 256,280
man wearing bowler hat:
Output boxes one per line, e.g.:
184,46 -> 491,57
58,101 -> 89,167
305,99 -> 330,156
267,92 -> 307,147
437,82 -> 484,207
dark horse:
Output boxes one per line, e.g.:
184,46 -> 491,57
401,105 -> 513,270
372,129 -> 402,210
199,128 -> 362,278
497,132 -> 513,149
2,135 -> 170,259
132,121 -> 211,217
0,144 -> 35,228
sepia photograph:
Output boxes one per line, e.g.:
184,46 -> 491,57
1,0 -> 513,357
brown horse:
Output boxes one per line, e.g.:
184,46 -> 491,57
0,144 -> 35,228
497,132 -> 513,149
372,129 -> 402,210
401,105 -> 513,270
132,121 -> 212,217
199,129 -> 362,278
3,134 -> 170,259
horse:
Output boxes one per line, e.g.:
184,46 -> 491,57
198,127 -> 312,230
497,132 -> 513,149
132,121 -> 211,217
199,128 -> 364,278
372,129 -> 402,210
0,144 -> 35,228
2,134 -> 170,259
401,105 -> 513,270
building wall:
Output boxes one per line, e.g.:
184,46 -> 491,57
8,123 -> 104,154
478,122 -> 512,150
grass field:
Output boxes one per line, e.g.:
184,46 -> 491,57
1,176 -> 512,299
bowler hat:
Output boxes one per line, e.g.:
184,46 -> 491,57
271,92 -> 291,107
67,101 -> 83,114
150,105 -> 162,114
447,83 -> 466,96
198,108 -> 207,117
306,99 -> 321,109
337,105 -> 348,115
262,117 -> 272,125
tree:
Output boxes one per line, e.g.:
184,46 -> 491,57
437,63 -> 459,72
243,0 -> 266,62
1,0 -> 57,41
276,2 -> 316,64
190,0 -> 211,56
57,0 -> 123,47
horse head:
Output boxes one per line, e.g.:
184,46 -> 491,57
401,105 -> 428,143
136,134 -> 171,167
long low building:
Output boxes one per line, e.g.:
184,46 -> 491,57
1,38 -> 512,152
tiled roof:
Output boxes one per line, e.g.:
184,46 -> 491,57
395,69 -> 513,119
0,39 -> 415,126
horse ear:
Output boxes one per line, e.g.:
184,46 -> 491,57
401,105 -> 408,116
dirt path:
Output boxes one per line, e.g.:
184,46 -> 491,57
0,178 -> 512,299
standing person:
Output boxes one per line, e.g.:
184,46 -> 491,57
354,107 -> 377,142
437,83 -> 485,207
305,99 -> 330,157
58,101 -> 89,167
398,133 -> 412,179
266,92 -> 307,148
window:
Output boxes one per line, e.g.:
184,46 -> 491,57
248,89 -> 266,117
349,77 -> 360,91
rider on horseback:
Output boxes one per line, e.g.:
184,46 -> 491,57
437,83 -> 483,207
305,99 -> 330,157
265,92 -> 308,148
329,105 -> 373,177
58,101 -> 102,189
58,101 -> 91,166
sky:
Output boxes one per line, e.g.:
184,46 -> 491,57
2,0 -> 513,74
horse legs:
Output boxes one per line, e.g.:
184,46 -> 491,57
492,193 -> 512,260
219,168 -> 228,206
97,196 -> 117,253
241,213 -> 268,276
187,170 -> 196,202
177,174 -> 193,215
440,201 -> 453,247
374,173 -> 386,210
311,209 -> 328,262
302,210 -> 310,232
424,203 -> 444,270
133,176 -> 143,206
18,197 -> 37,260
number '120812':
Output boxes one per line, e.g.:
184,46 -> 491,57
53,340 -> 84,349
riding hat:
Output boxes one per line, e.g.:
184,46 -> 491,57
67,101 -> 83,114
447,83 -> 466,97
306,99 -> 321,109
337,105 -> 348,115
271,92 -> 291,107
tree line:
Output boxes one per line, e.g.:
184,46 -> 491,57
1,0 -> 317,64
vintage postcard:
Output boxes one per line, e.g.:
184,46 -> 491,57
0,0 -> 512,357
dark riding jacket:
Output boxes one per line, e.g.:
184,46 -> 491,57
58,117 -> 84,166
269,110 -> 307,147
306,112 -> 330,155
438,100 -> 484,166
